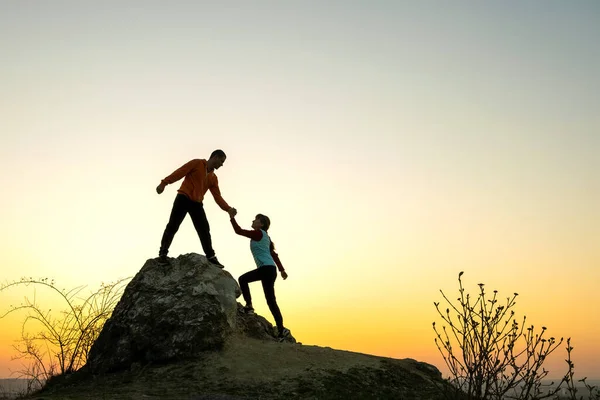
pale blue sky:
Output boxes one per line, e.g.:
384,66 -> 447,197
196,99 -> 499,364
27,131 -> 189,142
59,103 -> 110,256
2,1 -> 598,179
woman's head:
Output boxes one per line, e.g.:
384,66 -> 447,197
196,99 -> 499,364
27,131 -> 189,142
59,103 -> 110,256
252,214 -> 271,231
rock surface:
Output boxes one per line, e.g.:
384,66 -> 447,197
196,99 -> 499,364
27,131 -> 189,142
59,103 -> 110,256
37,337 -> 449,400
235,303 -> 297,344
87,253 -> 242,373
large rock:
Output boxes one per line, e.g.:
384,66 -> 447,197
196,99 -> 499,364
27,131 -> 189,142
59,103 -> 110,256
87,253 -> 241,373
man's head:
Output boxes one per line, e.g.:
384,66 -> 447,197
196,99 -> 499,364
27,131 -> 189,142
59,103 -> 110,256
207,149 -> 227,171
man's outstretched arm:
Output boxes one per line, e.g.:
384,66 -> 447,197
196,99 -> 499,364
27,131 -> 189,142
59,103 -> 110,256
208,176 -> 235,214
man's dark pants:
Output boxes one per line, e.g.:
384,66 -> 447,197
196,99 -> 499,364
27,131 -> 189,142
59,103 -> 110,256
159,193 -> 215,259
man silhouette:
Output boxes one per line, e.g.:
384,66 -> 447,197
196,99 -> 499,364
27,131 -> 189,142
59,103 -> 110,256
156,149 -> 236,268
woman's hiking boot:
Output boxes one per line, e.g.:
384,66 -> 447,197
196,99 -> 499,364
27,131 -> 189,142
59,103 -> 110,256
278,327 -> 291,342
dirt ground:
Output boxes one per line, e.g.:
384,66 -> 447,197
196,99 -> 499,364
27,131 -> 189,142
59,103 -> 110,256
22,335 -> 445,400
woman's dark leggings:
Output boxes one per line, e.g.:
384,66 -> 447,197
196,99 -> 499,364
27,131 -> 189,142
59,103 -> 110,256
239,265 -> 284,331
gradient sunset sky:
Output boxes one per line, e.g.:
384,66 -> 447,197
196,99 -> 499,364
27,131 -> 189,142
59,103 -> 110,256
1,1 -> 598,380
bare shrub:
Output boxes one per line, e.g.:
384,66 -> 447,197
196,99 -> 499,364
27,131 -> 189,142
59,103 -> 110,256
0,277 -> 130,392
433,272 -> 599,400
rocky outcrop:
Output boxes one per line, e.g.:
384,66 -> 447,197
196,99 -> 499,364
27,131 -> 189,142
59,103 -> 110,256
43,253 -> 451,399
87,253 -> 242,373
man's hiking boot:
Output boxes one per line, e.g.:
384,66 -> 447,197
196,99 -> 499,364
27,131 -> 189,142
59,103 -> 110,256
207,256 -> 224,269
157,255 -> 170,265
243,305 -> 255,315
278,327 -> 291,342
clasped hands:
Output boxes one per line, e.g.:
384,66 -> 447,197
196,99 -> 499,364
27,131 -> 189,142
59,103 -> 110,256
228,207 -> 237,218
